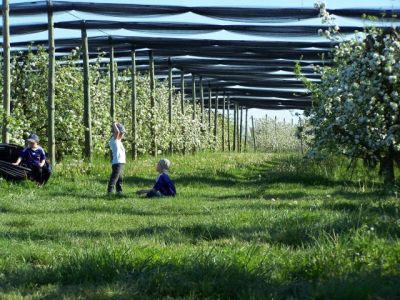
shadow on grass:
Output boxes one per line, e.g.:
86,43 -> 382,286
312,190 -> 399,216
331,189 -> 388,201
3,252 -> 269,299
0,204 -> 208,218
126,168 -> 382,194
174,222 -> 344,247
1,250 -> 399,299
121,174 -> 240,188
5,209 -> 400,246
201,186 -> 385,203
106,176 -> 155,187
203,191 -> 309,201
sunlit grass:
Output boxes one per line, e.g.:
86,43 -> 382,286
0,152 -> 399,299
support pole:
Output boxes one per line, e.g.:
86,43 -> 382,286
2,0 -> 10,144
180,70 -> 185,155
299,117 -> 304,155
131,49 -> 137,160
214,91 -> 218,148
244,108 -> 248,152
81,24 -> 92,161
200,76 -> 204,125
149,50 -> 157,156
47,0 -> 56,164
109,38 -> 115,121
265,114 -> 268,145
239,106 -> 243,152
208,86 -> 212,132
180,70 -> 185,115
274,115 -> 277,151
236,104 -> 240,152
221,94 -> 225,152
251,116 -> 256,151
168,58 -> 173,153
233,103 -> 237,152
191,74 -> 196,120
227,97 -> 231,152
191,74 -> 197,152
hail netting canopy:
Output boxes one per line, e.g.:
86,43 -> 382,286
1,0 -> 400,109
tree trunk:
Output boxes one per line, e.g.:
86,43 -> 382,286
380,145 -> 395,185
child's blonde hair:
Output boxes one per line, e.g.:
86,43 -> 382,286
158,158 -> 171,172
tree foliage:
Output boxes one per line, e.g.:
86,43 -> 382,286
252,117 -> 303,153
0,47 -> 227,159
297,2 -> 400,184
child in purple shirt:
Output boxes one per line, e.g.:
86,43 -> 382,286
137,158 -> 176,198
13,134 -> 46,183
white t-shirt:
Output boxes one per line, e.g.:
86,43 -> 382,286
109,137 -> 126,165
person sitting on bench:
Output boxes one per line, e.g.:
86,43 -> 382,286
13,134 -> 46,183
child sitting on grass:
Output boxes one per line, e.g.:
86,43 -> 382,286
137,158 -> 176,198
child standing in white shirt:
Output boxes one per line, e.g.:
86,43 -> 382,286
107,122 -> 126,195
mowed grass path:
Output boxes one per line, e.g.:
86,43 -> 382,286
0,152 -> 399,299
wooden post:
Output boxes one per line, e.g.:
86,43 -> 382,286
233,103 -> 237,152
200,76 -> 204,125
239,106 -> 243,152
131,49 -> 137,160
235,104 -> 239,151
180,70 -> 186,155
109,38 -> 116,121
81,23 -> 92,161
168,58 -> 173,153
251,116 -> 256,151
149,50 -> 157,156
47,0 -> 56,164
2,0 -> 10,144
244,108 -> 248,152
227,97 -> 231,152
221,94 -> 225,151
274,115 -> 277,151
191,74 -> 197,152
214,91 -> 218,148
265,114 -> 268,150
180,70 -> 185,115
208,86 -> 212,132
299,117 -> 304,155
191,74 -> 196,120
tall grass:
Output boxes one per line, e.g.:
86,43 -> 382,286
0,152 -> 399,299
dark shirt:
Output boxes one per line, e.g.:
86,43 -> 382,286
153,172 -> 176,196
20,146 -> 46,167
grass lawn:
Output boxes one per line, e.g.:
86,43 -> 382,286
0,152 -> 399,299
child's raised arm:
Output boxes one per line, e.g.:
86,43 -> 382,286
111,122 -> 123,140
